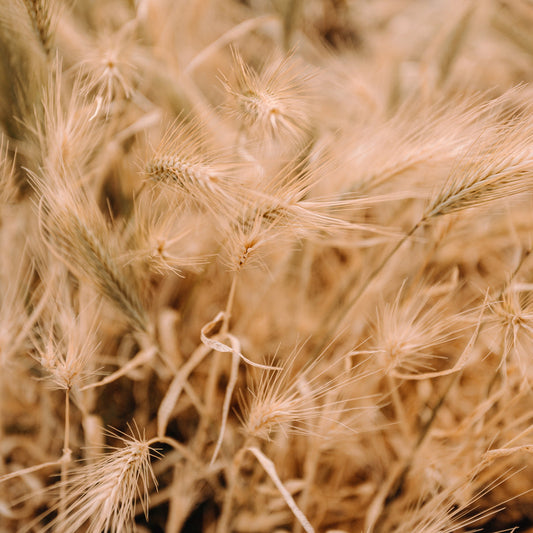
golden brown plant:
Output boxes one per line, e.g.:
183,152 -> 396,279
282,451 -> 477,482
1,1 -> 533,532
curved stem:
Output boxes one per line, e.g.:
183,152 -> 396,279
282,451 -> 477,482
81,346 -> 156,391
195,273 -> 239,454
148,436 -> 201,467
248,446 -> 314,533
158,342 -> 213,436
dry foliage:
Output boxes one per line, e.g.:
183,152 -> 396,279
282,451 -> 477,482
1,0 -> 533,532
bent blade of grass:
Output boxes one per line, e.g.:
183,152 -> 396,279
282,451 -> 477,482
248,446 -> 315,533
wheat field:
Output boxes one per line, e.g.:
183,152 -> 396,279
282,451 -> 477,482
1,0 -> 533,532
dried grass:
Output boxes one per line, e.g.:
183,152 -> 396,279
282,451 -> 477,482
1,1 -> 533,532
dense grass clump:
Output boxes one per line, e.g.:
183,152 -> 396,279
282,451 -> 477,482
2,1 -> 533,531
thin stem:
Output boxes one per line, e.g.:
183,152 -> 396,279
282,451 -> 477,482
194,273 -> 239,455
317,218 -> 425,355
158,342 -> 213,436
386,373 -> 411,444
59,390 -> 72,521
216,446 -> 248,533
64,391 -> 70,455
295,441 -> 320,533
81,346 -> 156,391
192,349 -> 221,452
184,16 -> 277,75
283,0 -> 302,50
296,388 -> 337,533
486,246 -> 531,397
249,446 -> 314,533
209,349 -> 240,465
0,459 -> 63,484
147,436 -> 201,467
368,297 -> 486,532
222,273 -> 238,334
370,372 -> 460,533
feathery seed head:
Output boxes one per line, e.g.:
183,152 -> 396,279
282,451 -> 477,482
42,426 -> 156,533
490,287 -> 533,378
240,347 -> 365,440
241,154 -> 350,240
426,112 -> 533,219
35,332 -> 93,392
123,194 -> 206,276
78,22 -> 139,118
146,117 -> 242,216
21,0 -> 58,56
222,205 -> 286,272
33,299 -> 99,391
372,287 -> 459,377
222,50 -> 312,145
31,63 -> 101,177
32,169 -> 150,334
